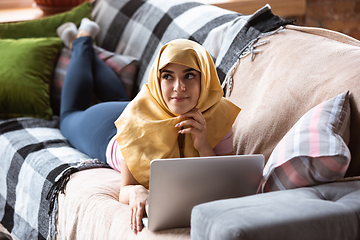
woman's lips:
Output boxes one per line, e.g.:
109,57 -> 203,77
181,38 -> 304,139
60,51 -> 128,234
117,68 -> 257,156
171,96 -> 188,102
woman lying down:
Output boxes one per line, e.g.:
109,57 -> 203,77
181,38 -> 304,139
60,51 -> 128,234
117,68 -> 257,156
57,18 -> 240,234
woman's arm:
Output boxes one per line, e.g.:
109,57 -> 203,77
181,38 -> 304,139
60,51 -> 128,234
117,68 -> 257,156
213,128 -> 234,156
119,159 -> 149,234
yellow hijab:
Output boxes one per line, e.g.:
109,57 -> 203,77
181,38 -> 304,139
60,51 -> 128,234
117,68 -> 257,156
115,39 -> 240,188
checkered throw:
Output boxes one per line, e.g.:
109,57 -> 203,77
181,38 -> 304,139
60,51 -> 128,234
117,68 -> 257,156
0,117 -> 91,240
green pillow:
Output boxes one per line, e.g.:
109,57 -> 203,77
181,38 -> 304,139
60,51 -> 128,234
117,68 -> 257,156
0,38 -> 63,119
0,2 -> 92,39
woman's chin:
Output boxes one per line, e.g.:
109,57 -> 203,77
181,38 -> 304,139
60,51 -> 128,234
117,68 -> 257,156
169,106 -> 196,115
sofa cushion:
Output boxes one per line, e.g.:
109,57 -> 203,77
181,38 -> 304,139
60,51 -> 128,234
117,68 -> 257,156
260,91 -> 351,192
0,38 -> 63,119
50,46 -> 139,115
191,180 -> 360,240
227,25 -> 360,177
0,2 -> 92,39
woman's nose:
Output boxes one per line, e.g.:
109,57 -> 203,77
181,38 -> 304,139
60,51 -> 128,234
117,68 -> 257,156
174,78 -> 186,92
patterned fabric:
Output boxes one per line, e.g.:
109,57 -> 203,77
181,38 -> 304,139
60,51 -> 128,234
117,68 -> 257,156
260,91 -> 351,192
50,46 -> 139,115
92,0 -> 291,88
0,117 -> 91,240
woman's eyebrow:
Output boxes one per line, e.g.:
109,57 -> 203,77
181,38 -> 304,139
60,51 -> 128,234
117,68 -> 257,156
161,69 -> 173,74
161,68 -> 197,74
183,68 -> 197,73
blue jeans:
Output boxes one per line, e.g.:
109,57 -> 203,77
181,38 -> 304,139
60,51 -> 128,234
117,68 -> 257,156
60,37 -> 130,163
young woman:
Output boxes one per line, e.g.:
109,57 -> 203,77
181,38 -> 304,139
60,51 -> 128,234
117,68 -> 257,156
58,19 -> 240,234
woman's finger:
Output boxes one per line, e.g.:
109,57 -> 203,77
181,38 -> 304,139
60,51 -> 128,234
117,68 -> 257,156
180,108 -> 203,120
145,199 -> 149,216
130,207 -> 134,230
137,202 -> 144,232
132,206 -> 137,233
176,119 -> 204,131
179,109 -> 206,126
179,127 -> 199,135
194,108 -> 206,125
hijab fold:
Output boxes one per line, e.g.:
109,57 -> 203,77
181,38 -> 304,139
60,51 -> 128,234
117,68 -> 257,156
115,39 -> 240,188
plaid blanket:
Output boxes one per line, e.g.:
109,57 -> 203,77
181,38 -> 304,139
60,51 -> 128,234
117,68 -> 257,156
92,0 -> 292,89
0,117 -> 91,240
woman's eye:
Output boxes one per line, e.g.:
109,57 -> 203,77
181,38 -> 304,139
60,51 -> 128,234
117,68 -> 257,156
162,74 -> 172,80
186,73 -> 195,80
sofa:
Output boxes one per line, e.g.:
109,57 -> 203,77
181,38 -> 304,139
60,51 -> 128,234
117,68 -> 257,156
1,0 -> 360,239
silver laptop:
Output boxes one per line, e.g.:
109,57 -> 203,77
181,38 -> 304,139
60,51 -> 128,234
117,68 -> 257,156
143,154 -> 265,231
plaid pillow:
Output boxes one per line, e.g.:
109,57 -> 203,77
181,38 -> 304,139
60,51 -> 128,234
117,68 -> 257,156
50,46 -> 139,115
260,91 -> 351,192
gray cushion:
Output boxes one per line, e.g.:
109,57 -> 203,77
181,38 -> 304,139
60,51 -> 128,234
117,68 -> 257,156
191,181 -> 360,240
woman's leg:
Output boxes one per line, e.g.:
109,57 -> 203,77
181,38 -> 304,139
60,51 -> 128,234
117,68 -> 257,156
60,102 -> 128,162
60,36 -> 129,162
92,47 -> 130,102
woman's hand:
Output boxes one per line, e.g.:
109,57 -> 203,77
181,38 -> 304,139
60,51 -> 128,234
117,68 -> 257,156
175,108 -> 215,156
119,159 -> 149,234
129,185 -> 149,234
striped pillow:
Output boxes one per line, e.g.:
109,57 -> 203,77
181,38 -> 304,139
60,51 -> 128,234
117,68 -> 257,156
260,91 -> 351,192
50,46 -> 139,115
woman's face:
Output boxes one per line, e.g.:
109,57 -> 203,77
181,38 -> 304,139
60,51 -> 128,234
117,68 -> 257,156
160,63 -> 201,115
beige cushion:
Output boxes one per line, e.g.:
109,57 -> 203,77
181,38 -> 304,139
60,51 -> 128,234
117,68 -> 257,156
227,25 -> 360,177
56,168 -> 190,240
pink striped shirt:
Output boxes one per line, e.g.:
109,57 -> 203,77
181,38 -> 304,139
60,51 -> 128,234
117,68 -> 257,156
106,129 -> 234,172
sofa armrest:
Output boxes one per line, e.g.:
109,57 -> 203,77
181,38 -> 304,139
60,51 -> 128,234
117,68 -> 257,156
191,181 -> 360,240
